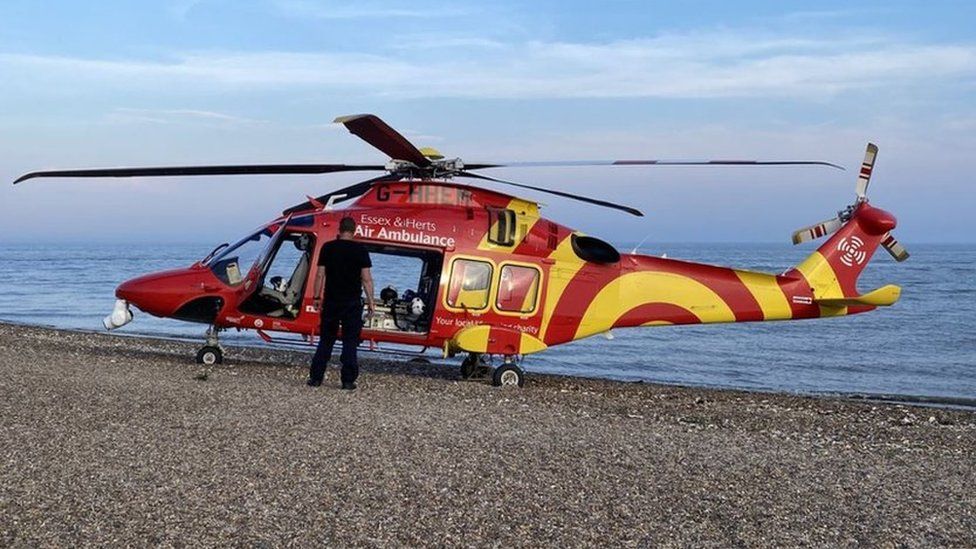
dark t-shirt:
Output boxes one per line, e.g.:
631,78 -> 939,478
317,239 -> 371,302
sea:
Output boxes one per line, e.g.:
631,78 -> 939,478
1,242 -> 973,402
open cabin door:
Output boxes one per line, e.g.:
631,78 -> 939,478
361,243 -> 443,336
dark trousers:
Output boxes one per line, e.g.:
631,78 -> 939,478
309,299 -> 363,384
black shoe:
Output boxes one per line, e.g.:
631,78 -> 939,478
307,378 -> 322,387
341,382 -> 357,391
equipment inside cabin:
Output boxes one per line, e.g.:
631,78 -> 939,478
362,244 -> 441,334
367,285 -> 428,333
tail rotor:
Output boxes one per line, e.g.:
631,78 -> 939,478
791,143 -> 909,262
855,143 -> 879,200
792,217 -> 844,245
881,232 -> 910,262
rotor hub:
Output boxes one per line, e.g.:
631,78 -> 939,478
384,157 -> 465,179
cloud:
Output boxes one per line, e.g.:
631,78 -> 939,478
390,35 -> 508,51
1,30 -> 973,100
772,9 -> 872,23
106,108 -> 268,125
166,0 -> 207,20
269,0 -> 471,19
943,115 -> 976,131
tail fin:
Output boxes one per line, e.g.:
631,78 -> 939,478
787,202 -> 898,304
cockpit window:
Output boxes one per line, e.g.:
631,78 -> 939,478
208,226 -> 276,286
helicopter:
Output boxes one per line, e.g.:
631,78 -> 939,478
14,114 -> 909,387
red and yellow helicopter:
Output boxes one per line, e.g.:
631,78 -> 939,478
15,115 -> 909,386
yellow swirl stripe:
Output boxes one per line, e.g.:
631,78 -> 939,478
538,234 -> 588,340
734,270 -> 793,321
574,271 -> 736,340
793,252 -> 848,317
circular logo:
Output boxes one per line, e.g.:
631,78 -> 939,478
837,236 -> 867,267
254,318 -> 264,328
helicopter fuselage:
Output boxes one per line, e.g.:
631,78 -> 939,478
113,179 -> 897,360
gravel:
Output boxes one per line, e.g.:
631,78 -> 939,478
0,322 -> 974,547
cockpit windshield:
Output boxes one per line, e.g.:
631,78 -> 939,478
207,226 -> 277,286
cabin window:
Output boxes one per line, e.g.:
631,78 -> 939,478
209,226 -> 277,286
496,264 -> 540,314
487,208 -> 517,246
447,259 -> 493,310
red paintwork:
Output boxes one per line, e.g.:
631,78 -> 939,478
615,303 -> 700,327
116,266 -> 222,318
858,202 -> 897,235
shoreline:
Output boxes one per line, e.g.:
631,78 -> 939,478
1,321 -> 974,545
5,319 -> 974,410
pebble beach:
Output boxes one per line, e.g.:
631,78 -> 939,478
1,322 -> 974,547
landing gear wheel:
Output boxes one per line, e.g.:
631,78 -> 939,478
461,353 -> 489,380
492,363 -> 525,387
460,354 -> 477,380
196,346 -> 223,365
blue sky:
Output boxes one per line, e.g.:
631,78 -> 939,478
1,0 -> 974,244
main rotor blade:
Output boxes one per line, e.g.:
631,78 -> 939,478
469,159 -> 845,170
457,171 -> 644,217
792,217 -> 843,245
881,232 -> 910,262
282,174 -> 401,215
13,164 -> 385,185
856,143 -> 879,199
334,114 -> 432,167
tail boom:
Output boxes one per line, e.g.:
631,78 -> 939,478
547,204 -> 900,344
540,203 -> 901,346
559,255 -> 817,343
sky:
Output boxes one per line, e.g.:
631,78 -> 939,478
1,0 -> 974,245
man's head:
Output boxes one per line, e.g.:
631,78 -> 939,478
338,216 -> 356,236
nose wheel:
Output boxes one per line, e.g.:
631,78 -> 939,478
195,345 -> 223,365
195,326 -> 224,365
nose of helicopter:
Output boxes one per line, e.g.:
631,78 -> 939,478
115,267 -> 215,319
115,274 -> 156,313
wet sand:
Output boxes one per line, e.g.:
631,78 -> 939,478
0,322 -> 973,547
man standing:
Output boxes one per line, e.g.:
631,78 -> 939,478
308,216 -> 375,390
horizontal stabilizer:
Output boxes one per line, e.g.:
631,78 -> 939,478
815,284 -> 902,307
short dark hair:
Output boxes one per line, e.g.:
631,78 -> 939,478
338,216 -> 356,234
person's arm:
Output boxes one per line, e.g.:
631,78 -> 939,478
361,268 -> 375,314
312,268 -> 326,312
